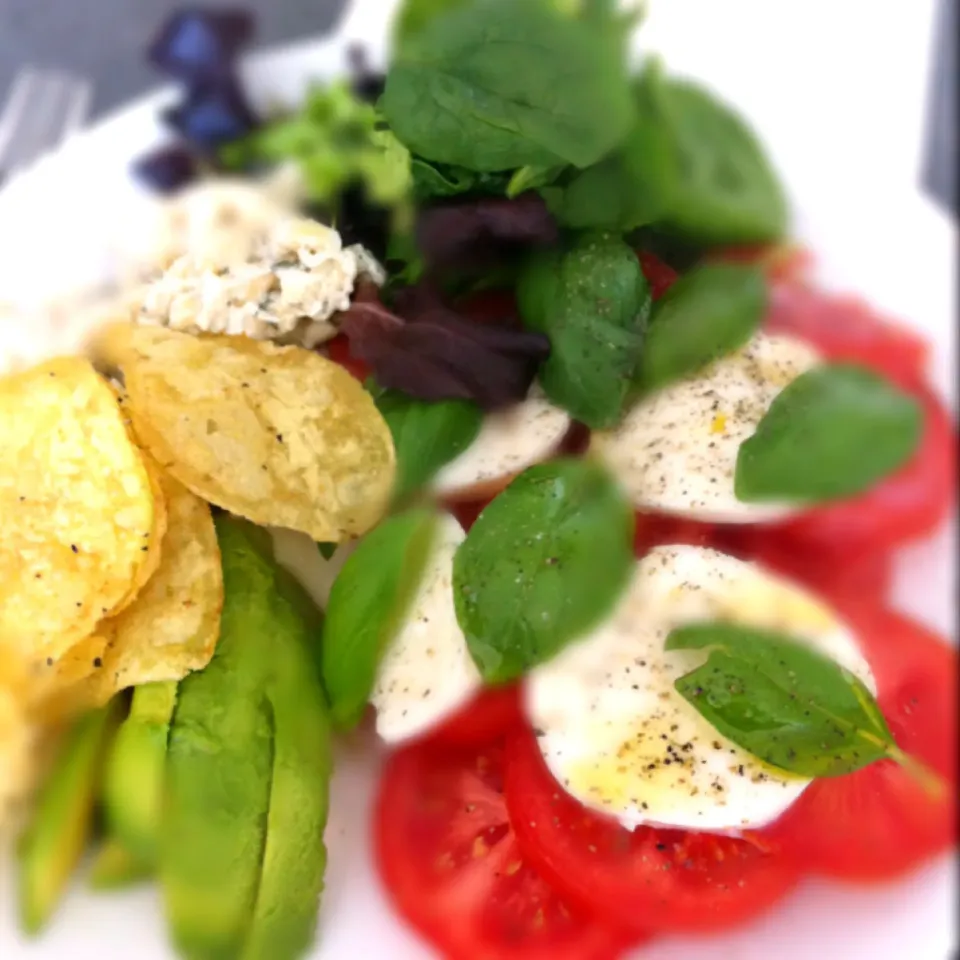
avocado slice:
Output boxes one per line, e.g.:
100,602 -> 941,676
88,837 -> 151,891
160,515 -> 333,960
242,552 -> 332,960
161,516 -> 276,960
17,699 -> 123,935
103,680 -> 178,867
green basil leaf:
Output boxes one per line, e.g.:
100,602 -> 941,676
544,64 -> 676,232
656,77 -> 788,246
410,157 -> 511,200
374,387 -> 484,502
507,164 -> 567,199
453,459 -> 634,682
393,0 -> 471,49
316,542 -> 337,560
735,364 -> 923,503
667,622 -> 904,778
321,509 -> 438,729
635,262 -> 766,393
518,232 -> 651,428
382,0 -> 633,172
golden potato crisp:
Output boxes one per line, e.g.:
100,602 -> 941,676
105,324 -> 396,541
0,358 -> 162,663
56,468 -> 223,715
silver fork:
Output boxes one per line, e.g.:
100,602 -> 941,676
0,68 -> 93,184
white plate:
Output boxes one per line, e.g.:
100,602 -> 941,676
0,1 -> 955,957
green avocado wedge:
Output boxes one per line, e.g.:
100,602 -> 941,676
17,699 -> 123,935
88,837 -> 151,891
161,515 -> 332,960
103,680 -> 178,867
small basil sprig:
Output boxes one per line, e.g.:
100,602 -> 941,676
321,508 -> 438,729
518,232 -> 651,428
382,0 -> 633,172
666,622 -> 942,791
453,459 -> 634,683
369,381 -> 483,502
736,364 -> 923,503
634,262 -> 766,393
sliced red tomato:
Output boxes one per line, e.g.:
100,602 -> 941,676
775,383 -> 956,552
448,497 -> 493,533
636,251 -> 678,300
733,528 -> 894,608
504,728 -> 800,935
764,281 -> 930,390
325,333 -> 372,382
633,511 -> 721,555
431,685 -> 524,748
374,740 -> 638,960
766,605 -> 957,881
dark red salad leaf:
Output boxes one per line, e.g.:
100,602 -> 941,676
416,194 -> 559,271
132,145 -> 200,194
148,8 -> 254,81
162,76 -> 259,152
338,283 -> 550,410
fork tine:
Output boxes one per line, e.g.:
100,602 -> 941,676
0,68 -> 38,164
0,68 -> 94,177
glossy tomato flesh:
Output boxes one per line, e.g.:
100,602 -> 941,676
503,728 -> 800,935
766,605 -> 957,881
374,740 -> 638,960
431,684 -> 524,748
636,251 -> 679,299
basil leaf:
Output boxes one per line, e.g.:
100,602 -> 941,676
544,64 -> 676,232
382,0 -> 633,172
635,262 -> 766,393
316,542 -> 337,560
321,509 -> 438,729
736,364 -> 923,503
507,164 -> 567,199
393,0 -> 470,49
666,622 -> 904,778
453,459 -> 634,682
656,78 -> 788,246
518,232 -> 651,428
411,158 -> 511,201
374,387 -> 484,501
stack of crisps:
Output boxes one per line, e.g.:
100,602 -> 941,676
0,357 -> 224,835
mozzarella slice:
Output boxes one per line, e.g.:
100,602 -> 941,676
371,513 -> 481,743
431,386 -> 571,499
526,545 -> 874,834
591,332 -> 820,523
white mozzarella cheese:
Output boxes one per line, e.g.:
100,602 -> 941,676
431,386 -> 571,499
526,545 -> 874,834
371,513 -> 481,743
591,333 -> 821,523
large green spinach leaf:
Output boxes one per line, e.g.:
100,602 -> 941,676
382,0 -> 633,172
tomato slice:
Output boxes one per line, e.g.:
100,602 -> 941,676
775,383 -> 956,552
374,741 -> 637,960
431,685 -> 524,748
713,243 -> 813,283
764,281 -> 930,390
766,605 -> 957,881
325,333 -> 372,382
636,251 -> 678,300
503,728 -> 800,935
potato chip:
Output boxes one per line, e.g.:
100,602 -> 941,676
0,358 -> 162,663
53,467 -> 223,714
108,394 -> 168,616
104,324 -> 396,541
25,633 -> 109,712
